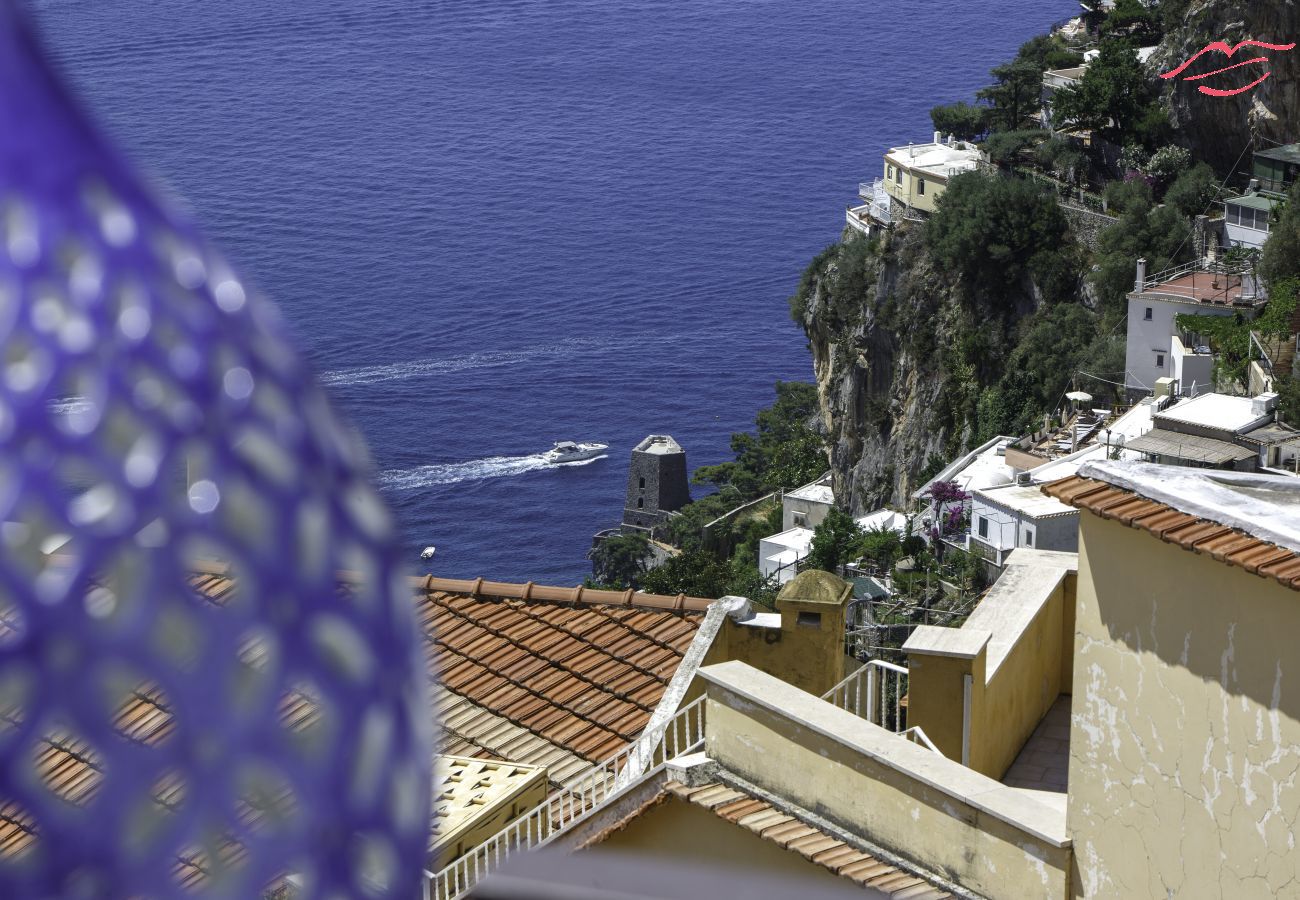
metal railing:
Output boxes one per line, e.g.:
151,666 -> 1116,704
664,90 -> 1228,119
423,695 -> 706,900
822,659 -> 909,733
899,726 -> 940,753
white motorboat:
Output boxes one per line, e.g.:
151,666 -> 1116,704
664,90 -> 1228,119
543,441 -> 608,464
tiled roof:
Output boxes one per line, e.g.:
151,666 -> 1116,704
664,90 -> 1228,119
0,569 -> 714,883
419,577 -> 708,768
667,781 -> 952,899
1043,475 -> 1300,589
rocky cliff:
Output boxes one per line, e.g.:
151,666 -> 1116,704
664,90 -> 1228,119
791,226 -> 1040,514
1158,0 -> 1300,174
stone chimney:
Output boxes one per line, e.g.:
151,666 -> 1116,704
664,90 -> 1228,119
1135,257 -> 1147,292
1193,215 -> 1209,261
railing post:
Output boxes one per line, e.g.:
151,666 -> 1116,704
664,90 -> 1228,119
866,664 -> 878,725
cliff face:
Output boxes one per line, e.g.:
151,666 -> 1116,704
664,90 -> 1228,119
1158,0 -> 1300,173
793,228 -> 1038,514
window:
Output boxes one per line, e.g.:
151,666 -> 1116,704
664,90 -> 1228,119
1024,528 -> 1034,547
917,178 -> 926,195
895,167 -> 903,185
977,516 -> 988,539
886,164 -> 893,180
1144,306 -> 1153,321
797,611 -> 822,629
1156,352 -> 1165,368
638,477 -> 645,489
793,511 -> 807,527
636,498 -> 643,509
1227,204 -> 1241,226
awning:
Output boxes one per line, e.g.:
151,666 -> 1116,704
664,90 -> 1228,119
1125,429 -> 1257,465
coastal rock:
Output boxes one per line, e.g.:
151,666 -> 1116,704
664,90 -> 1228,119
793,225 -> 1041,514
1157,0 -> 1300,174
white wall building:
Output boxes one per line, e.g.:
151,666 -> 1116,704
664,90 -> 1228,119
782,478 -> 834,531
969,480 -> 1079,569
758,527 -> 815,585
1124,258 -> 1266,398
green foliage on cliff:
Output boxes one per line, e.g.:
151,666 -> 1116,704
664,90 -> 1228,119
1262,183 -> 1300,287
930,101 -> 988,141
587,532 -> 650,589
977,35 -> 1082,132
691,381 -> 826,498
925,172 -> 1073,302
1051,39 -> 1169,148
1089,183 -> 1193,324
805,508 -> 863,573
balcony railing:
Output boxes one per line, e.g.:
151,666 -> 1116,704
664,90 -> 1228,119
423,695 -> 706,900
822,658 -> 911,734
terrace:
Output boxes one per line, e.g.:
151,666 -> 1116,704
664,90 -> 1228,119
1133,259 -> 1266,307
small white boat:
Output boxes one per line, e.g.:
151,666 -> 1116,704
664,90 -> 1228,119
542,441 -> 608,464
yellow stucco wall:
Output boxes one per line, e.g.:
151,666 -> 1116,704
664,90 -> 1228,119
973,578 -> 1066,778
882,154 -> 942,214
702,663 -> 1072,900
906,556 -> 1075,779
703,570 -> 851,698
588,797 -> 848,888
1069,514 -> 1300,898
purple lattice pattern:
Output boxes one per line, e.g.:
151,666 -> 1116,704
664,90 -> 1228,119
0,5 -> 431,897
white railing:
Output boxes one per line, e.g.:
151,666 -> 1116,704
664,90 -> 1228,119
423,695 -> 706,900
899,725 -> 940,753
822,659 -> 909,733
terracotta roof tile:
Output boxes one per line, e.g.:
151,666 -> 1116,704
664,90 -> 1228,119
1043,475 -> 1300,589
668,780 -> 951,898
0,571 -> 710,889
423,586 -> 706,765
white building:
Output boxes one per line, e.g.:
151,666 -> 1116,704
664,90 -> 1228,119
1124,258 -> 1266,399
758,527 -> 815,585
969,479 -> 1079,569
1125,391 -> 1300,472
1223,192 -> 1280,251
781,477 -> 834,531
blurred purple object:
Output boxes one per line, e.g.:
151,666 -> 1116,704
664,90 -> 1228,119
0,2 -> 431,897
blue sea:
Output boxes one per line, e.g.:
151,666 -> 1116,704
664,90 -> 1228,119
31,0 -> 1073,583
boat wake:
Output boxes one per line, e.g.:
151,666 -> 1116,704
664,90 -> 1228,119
376,452 -> 606,491
320,339 -> 608,388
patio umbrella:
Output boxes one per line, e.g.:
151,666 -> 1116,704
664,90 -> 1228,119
1066,390 -> 1093,402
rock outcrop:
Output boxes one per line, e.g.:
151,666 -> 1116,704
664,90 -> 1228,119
1157,0 -> 1300,174
792,227 -> 1040,514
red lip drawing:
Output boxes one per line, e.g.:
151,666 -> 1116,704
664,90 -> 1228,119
1159,39 -> 1296,97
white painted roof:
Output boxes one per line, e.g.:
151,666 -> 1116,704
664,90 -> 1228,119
885,141 -> 982,180
913,435 -> 1017,500
1155,393 -> 1270,434
1080,460 -> 1300,554
973,483 -> 1077,520
786,483 -> 835,505
855,509 -> 909,532
759,527 -> 815,553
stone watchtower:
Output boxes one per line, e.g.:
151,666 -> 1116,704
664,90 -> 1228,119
621,435 -> 690,532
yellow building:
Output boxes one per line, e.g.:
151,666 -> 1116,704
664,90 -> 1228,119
882,132 -> 983,215
1044,462 -> 1300,898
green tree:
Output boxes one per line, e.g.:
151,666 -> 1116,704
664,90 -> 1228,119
587,532 -> 650,588
930,101 -> 987,141
638,550 -> 732,598
859,524 -> 904,571
1006,303 -> 1104,411
978,58 -> 1044,132
1100,0 -> 1162,43
692,381 -> 826,497
1163,162 -> 1218,217
926,172 -> 1072,303
1261,184 -> 1300,287
804,507 -> 864,573
1090,191 -> 1192,323
1050,40 -> 1156,144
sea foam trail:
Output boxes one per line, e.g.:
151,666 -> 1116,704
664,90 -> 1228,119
377,453 -> 606,490
320,339 -> 608,388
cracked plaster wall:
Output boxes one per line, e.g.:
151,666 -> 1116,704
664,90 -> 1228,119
1069,515 -> 1300,899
